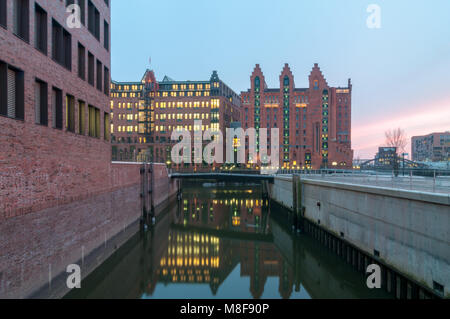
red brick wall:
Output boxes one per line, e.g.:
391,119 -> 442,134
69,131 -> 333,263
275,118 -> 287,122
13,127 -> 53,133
0,162 -> 178,298
151,163 -> 178,212
241,63 -> 354,169
0,0 -> 112,217
0,115 -> 112,217
0,182 -> 141,299
110,162 -> 141,190
0,1 -> 179,299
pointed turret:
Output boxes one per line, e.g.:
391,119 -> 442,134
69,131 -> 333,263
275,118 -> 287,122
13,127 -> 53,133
309,63 -> 328,90
279,63 -> 295,90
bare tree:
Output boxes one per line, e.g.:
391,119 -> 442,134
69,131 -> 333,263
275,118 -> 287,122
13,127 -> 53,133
385,128 -> 407,154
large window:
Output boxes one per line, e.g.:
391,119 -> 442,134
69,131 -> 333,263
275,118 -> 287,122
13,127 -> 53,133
254,76 -> 260,88
78,43 -> 85,79
52,19 -> 72,70
52,87 -> 63,129
78,100 -> 85,135
12,0 -> 29,42
94,6 -> 100,40
87,51 -> 94,86
78,0 -> 85,25
103,66 -> 109,96
88,104 -> 100,138
0,0 -> 6,28
88,1 -> 100,40
34,79 -> 48,125
96,59 -> 102,91
104,112 -> 110,141
34,3 -> 47,54
66,94 -> 75,132
103,20 -> 109,51
0,62 -> 24,120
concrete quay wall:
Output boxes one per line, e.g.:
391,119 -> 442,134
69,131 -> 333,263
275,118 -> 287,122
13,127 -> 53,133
269,176 -> 450,298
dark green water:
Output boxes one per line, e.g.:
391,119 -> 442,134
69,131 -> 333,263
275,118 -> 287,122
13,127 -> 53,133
65,182 -> 391,299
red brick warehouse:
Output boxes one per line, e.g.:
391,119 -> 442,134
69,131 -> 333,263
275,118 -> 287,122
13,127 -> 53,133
0,0 -> 111,214
241,63 -> 354,170
110,69 -> 242,169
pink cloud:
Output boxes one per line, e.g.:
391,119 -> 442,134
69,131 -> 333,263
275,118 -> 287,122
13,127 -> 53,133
352,99 -> 450,159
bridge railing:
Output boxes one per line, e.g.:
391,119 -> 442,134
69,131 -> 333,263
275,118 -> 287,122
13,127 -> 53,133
169,167 -> 262,175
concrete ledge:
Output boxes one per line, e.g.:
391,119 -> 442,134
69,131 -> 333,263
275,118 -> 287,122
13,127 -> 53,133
301,178 -> 450,206
270,174 -> 450,297
274,175 -> 449,206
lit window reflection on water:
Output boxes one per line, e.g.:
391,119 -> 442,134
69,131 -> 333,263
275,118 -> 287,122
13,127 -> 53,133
65,182 -> 391,299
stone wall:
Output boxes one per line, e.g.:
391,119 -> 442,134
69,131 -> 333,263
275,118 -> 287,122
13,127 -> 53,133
269,176 -> 450,297
0,162 -> 178,298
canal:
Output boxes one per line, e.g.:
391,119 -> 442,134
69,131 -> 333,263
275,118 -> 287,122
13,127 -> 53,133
65,181 -> 391,299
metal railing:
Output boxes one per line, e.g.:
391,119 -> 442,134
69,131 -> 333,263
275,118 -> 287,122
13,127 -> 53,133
277,169 -> 450,194
109,154 -> 450,194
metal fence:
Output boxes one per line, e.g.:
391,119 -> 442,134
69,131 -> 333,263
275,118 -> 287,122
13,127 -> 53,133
277,169 -> 450,194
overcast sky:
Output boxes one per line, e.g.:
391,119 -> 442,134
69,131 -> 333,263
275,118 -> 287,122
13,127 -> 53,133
111,0 -> 450,158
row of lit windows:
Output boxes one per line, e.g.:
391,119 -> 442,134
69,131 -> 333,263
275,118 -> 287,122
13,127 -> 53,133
168,234 -> 220,244
156,113 -> 211,120
159,265 -> 212,279
111,84 -> 143,91
110,92 -> 141,98
115,114 -> 138,121
113,125 -> 138,133
155,125 -> 212,132
166,245 -> 212,256
156,100 -> 219,109
160,91 -> 211,98
159,256 -> 219,268
211,99 -> 220,109
169,83 -> 211,91
110,101 -> 144,110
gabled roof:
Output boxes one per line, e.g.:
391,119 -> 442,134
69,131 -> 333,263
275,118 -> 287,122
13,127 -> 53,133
162,75 -> 175,83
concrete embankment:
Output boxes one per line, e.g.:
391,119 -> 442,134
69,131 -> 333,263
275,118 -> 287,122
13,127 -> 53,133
269,175 -> 450,298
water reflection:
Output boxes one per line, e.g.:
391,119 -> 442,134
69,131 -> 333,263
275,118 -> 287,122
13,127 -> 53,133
65,182 -> 390,299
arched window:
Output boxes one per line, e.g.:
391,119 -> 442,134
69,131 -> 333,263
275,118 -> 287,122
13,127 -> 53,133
254,76 -> 260,88
314,80 -> 319,90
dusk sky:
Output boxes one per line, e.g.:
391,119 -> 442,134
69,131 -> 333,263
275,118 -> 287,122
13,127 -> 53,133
111,0 -> 450,159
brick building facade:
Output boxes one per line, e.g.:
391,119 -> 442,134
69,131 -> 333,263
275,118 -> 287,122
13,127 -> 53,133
110,69 -> 241,168
0,0 -> 112,214
241,63 -> 353,170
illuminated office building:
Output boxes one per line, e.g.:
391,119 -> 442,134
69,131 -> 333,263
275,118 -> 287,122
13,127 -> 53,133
110,70 -> 241,166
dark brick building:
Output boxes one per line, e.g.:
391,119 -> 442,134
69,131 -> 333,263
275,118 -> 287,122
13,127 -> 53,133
241,63 -> 353,170
0,0 -> 111,214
